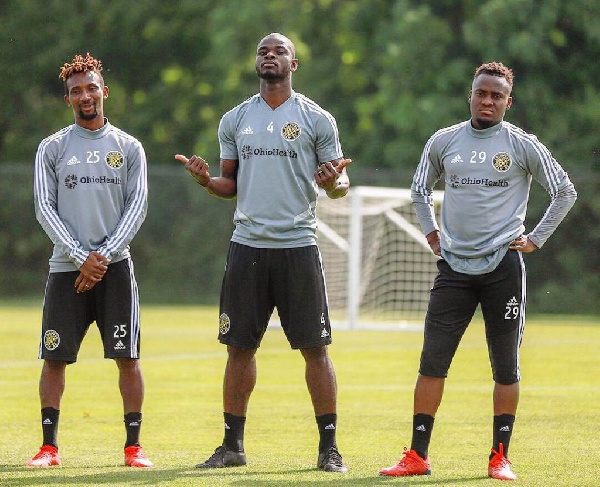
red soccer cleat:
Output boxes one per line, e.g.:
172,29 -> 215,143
27,445 -> 61,467
379,447 -> 431,476
488,443 -> 516,480
124,445 -> 154,467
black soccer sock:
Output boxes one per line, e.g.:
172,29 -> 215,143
316,413 -> 337,454
41,407 -> 60,448
491,414 -> 515,458
124,412 -> 142,448
410,413 -> 435,460
223,412 -> 246,452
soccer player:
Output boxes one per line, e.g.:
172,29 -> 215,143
175,32 -> 351,473
379,62 -> 577,480
29,53 -> 152,468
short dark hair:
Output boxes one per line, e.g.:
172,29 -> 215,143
259,33 -> 296,58
474,62 -> 513,89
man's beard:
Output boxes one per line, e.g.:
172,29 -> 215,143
257,69 -> 287,81
474,118 -> 497,129
78,107 -> 99,120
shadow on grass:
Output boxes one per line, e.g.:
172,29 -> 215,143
0,465 -> 188,486
0,464 -> 490,486
193,468 -> 490,486
220,470 -> 488,487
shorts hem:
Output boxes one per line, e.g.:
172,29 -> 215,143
218,338 -> 261,350
40,355 -> 76,364
418,370 -> 448,378
291,339 -> 332,350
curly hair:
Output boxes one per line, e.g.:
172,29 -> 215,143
474,62 -> 513,89
58,52 -> 103,81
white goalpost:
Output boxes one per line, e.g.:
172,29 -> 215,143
317,186 -> 443,330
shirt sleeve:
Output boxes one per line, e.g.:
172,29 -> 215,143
521,137 -> 577,248
34,137 -> 89,268
411,133 -> 444,237
315,112 -> 344,163
218,112 -> 239,160
95,140 -> 148,260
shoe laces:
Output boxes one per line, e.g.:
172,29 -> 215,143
131,448 -> 145,459
36,445 -> 57,458
208,445 -> 226,460
399,447 -> 424,466
324,447 -> 344,467
491,443 -> 512,467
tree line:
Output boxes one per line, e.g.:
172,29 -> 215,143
1,0 -> 598,313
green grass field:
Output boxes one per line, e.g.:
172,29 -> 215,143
1,304 -> 599,486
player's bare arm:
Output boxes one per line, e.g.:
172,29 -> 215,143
509,234 -> 538,253
175,154 -> 238,199
316,158 -> 351,199
74,251 -> 110,293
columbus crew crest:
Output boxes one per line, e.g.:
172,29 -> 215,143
64,174 -> 78,189
44,330 -> 60,351
492,152 -> 512,172
219,313 -> 231,335
105,151 -> 125,169
281,122 -> 301,141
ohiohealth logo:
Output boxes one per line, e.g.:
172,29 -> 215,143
239,145 -> 298,160
449,174 -> 508,189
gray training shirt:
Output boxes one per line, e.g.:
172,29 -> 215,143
219,91 -> 344,248
34,120 -> 148,273
412,120 -> 577,275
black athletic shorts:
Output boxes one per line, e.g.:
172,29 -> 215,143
38,259 -> 141,363
218,242 -> 332,350
419,250 -> 526,385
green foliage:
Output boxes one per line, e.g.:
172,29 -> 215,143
0,1 -> 598,312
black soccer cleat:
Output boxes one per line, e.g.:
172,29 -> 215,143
317,446 -> 349,473
195,445 -> 247,468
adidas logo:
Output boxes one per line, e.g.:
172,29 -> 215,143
43,418 -> 53,425
241,125 -> 254,135
416,424 -> 426,432
320,329 -> 330,338
128,421 -> 140,427
450,154 -> 464,164
67,156 -> 81,166
324,424 -> 336,430
507,296 -> 519,306
114,340 -> 126,350
499,426 -> 511,432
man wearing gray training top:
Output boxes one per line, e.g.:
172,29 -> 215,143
380,62 -> 576,481
29,53 -> 152,468
175,32 -> 351,473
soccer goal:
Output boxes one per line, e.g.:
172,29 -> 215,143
317,186 -> 443,330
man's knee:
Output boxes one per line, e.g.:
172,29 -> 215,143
227,345 -> 256,362
114,358 -> 141,372
300,345 -> 329,362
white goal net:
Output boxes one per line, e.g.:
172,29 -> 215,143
317,186 -> 443,330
